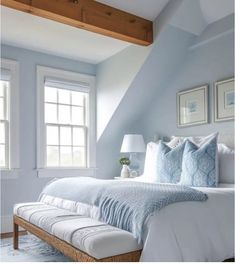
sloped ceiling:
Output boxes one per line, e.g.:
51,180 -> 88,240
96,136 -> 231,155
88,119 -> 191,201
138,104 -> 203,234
169,0 -> 234,35
200,0 -> 234,24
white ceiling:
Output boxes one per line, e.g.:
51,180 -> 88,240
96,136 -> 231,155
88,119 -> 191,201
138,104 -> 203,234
0,1 -> 170,64
0,6 -> 131,64
1,0 -> 234,63
96,0 -> 170,21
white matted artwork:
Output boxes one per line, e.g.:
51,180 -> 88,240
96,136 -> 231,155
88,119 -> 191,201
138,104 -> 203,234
214,77 -> 235,122
177,85 -> 208,127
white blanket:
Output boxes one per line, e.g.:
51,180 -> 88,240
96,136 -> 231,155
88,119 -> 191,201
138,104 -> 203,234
140,184 -> 234,261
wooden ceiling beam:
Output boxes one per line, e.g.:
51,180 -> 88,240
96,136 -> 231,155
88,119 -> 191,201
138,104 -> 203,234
1,0 -> 153,46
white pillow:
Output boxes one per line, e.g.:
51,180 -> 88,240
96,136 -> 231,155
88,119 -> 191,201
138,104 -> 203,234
218,143 -> 235,184
143,142 -> 159,182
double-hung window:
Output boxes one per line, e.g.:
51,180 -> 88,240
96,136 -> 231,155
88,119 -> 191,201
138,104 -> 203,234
0,59 -> 19,176
37,66 -> 96,177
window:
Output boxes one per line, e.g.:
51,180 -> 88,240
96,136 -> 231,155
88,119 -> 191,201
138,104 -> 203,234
37,66 -> 96,177
45,84 -> 87,167
0,80 -> 9,168
0,59 -> 19,175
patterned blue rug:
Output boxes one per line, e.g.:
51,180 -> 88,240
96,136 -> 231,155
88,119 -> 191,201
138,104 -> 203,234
0,234 -> 71,262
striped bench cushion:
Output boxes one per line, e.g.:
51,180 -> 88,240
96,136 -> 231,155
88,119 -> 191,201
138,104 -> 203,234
14,202 -> 141,259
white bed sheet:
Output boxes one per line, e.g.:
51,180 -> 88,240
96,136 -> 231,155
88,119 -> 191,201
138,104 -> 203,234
140,184 -> 234,262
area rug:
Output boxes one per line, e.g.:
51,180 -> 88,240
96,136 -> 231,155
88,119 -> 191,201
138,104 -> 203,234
0,234 -> 71,262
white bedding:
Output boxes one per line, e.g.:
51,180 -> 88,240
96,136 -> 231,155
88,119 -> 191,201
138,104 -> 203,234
140,184 -> 234,261
39,182 -> 234,261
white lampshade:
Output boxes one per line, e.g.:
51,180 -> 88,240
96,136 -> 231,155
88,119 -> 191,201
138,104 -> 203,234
120,134 -> 146,153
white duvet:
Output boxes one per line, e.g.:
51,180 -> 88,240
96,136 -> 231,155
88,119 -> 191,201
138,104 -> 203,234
40,181 -> 234,261
140,183 -> 234,262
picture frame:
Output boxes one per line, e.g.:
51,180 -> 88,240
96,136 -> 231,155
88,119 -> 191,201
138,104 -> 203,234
214,77 -> 235,122
177,85 -> 208,127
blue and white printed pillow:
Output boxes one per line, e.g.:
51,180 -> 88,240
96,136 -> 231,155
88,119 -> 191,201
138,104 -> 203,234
180,138 -> 218,187
156,141 -> 185,183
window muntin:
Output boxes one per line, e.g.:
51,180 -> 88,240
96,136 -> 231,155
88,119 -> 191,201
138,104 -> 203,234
44,86 -> 88,168
0,80 -> 9,169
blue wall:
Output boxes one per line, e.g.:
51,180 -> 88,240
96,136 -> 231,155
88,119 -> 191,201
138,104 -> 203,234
138,17 -> 234,142
0,45 -> 96,221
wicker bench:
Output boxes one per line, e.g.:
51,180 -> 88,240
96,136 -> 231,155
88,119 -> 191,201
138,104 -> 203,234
13,203 -> 142,262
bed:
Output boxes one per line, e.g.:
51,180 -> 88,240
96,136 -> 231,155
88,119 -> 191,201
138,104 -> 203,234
13,133 -> 235,262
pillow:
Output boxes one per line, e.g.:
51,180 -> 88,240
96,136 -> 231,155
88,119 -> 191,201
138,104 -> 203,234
172,132 -> 219,183
156,141 -> 186,183
143,142 -> 159,182
143,138 -> 185,182
218,143 -> 235,184
180,137 -> 218,187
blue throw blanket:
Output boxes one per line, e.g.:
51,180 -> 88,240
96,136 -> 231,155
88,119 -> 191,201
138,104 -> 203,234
40,177 -> 208,243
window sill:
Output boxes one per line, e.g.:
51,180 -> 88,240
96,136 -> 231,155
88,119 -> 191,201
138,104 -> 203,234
37,168 -> 97,178
0,169 -> 19,179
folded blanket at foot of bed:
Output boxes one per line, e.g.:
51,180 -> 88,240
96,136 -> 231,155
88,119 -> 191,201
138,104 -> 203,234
40,177 -> 208,243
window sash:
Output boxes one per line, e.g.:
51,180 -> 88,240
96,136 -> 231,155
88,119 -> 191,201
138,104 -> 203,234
44,85 -> 88,168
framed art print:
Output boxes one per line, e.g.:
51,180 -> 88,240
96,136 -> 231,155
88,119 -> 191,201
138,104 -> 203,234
214,77 -> 235,122
177,85 -> 208,127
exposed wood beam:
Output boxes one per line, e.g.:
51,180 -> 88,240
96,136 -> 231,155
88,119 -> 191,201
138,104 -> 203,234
1,0 -> 153,46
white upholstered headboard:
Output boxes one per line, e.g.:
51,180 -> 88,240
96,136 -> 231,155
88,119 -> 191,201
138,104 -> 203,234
217,133 -> 234,149
167,133 -> 234,149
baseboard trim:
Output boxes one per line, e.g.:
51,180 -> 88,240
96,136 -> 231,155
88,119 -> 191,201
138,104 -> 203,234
0,230 -> 27,239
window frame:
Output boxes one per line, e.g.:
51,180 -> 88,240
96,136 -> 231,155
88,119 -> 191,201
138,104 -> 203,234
0,59 -> 20,178
36,66 -> 96,178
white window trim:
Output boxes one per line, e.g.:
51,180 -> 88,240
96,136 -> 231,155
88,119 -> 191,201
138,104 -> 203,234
36,66 -> 96,178
0,59 -> 20,179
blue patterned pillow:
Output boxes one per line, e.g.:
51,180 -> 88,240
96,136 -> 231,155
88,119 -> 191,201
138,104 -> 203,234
180,138 -> 217,187
156,141 -> 186,183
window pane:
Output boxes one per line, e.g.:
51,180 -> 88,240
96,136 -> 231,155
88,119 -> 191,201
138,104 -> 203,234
45,103 -> 57,123
58,89 -> 70,105
73,147 -> 85,167
0,98 -> 4,120
60,126 -> 71,145
72,106 -> 84,125
73,127 -> 85,146
0,123 -> 5,144
58,105 -> 70,124
72,91 -> 84,106
47,146 -> 59,167
60,146 -> 72,166
0,145 -> 5,167
45,87 -> 57,103
46,125 -> 58,145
